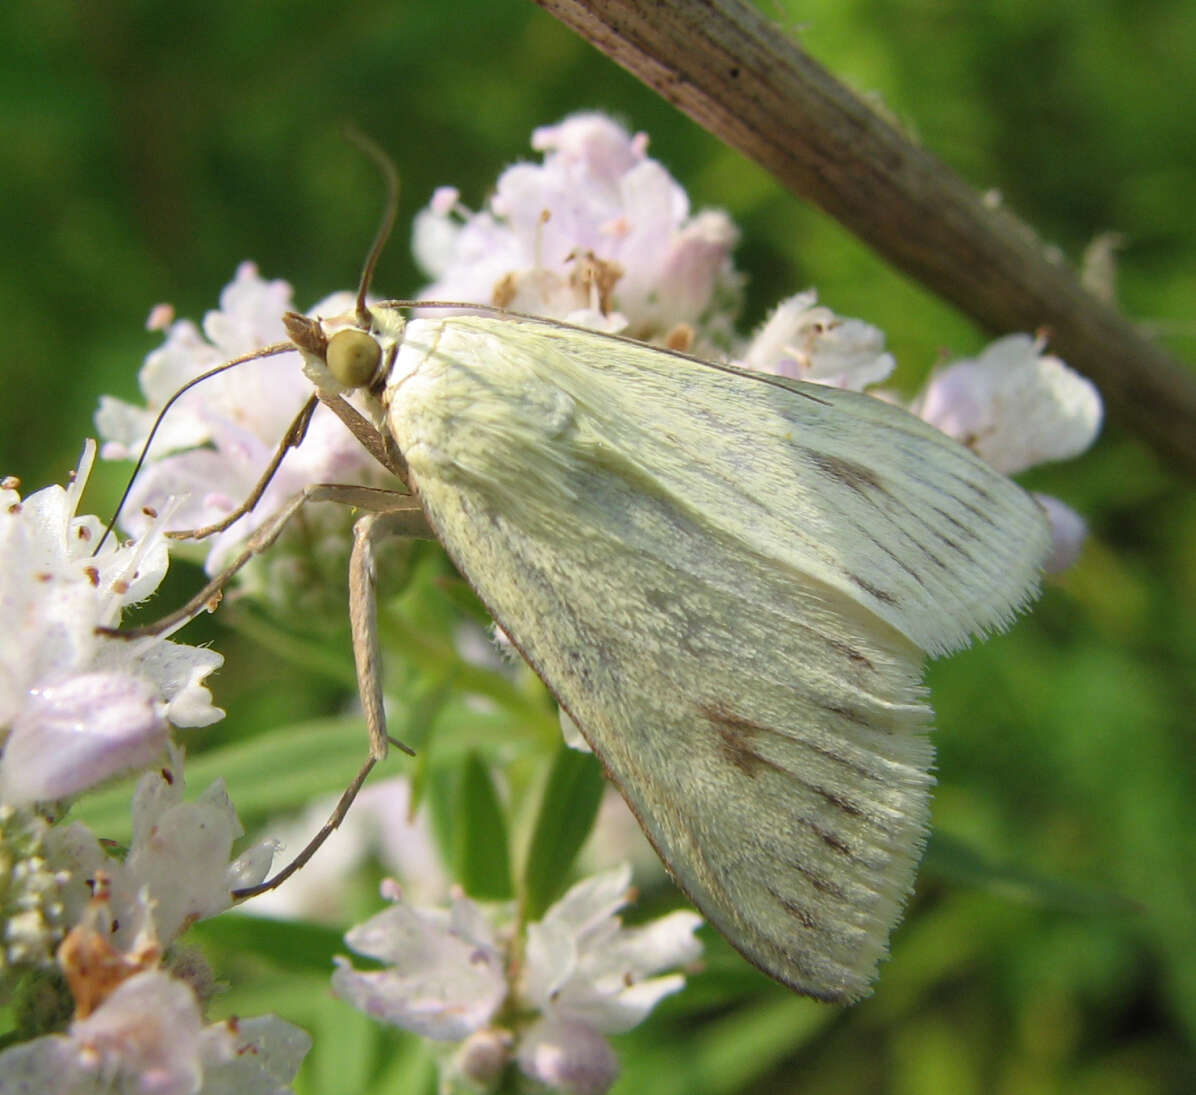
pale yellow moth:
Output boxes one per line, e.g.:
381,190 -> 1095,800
278,299 -> 1050,1004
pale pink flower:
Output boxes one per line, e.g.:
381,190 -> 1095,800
45,747 -> 273,951
333,866 -> 701,1095
1035,492 -> 1090,573
740,290 -> 896,390
0,444 -> 222,806
0,969 -> 309,1095
331,880 -> 507,1042
96,264 -> 380,573
412,113 -> 742,351
916,333 -> 1102,475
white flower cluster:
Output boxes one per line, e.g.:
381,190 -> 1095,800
0,453 -> 303,1092
0,443 -> 222,807
332,866 -> 702,1095
414,113 -> 744,352
0,748 -> 304,1094
95,267 -> 379,575
0,972 -> 309,1095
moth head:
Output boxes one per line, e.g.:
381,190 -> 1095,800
283,305 -> 406,397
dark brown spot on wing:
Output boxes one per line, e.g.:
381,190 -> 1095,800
848,573 -> 897,604
766,884 -> 826,932
787,859 -> 849,899
701,705 -> 876,822
806,784 -> 864,818
806,451 -> 886,496
931,503 -> 981,542
949,470 -> 997,507
864,527 -> 943,582
928,524 -> 977,562
800,739 -> 889,782
824,636 -> 876,672
817,701 -> 877,732
943,472 -> 1002,524
805,819 -> 854,858
708,710 -> 787,779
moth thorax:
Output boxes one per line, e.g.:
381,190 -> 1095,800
387,323 -> 584,495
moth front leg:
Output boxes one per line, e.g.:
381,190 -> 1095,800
233,491 -> 435,899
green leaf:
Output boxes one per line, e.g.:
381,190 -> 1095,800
521,744 -> 605,921
190,912 -> 347,974
70,714 -> 375,843
924,832 -> 1138,916
454,751 -> 513,900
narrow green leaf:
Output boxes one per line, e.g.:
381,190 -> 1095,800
70,714 -> 373,842
455,752 -> 513,900
424,762 -> 461,880
924,832 -> 1138,915
394,668 -> 457,756
190,912 -> 346,974
522,744 -> 605,921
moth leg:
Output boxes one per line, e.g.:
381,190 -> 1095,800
168,394 -> 320,542
233,503 -> 429,900
349,509 -> 419,762
107,484 -> 431,641
232,750 -> 379,900
167,392 -> 409,545
314,389 -> 409,483
107,483 -> 433,899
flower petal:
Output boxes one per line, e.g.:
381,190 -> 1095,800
1,673 -> 166,805
918,334 -> 1102,474
333,890 -> 506,1041
517,1017 -> 619,1095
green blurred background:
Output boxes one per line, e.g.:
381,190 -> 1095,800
2,1 -> 1194,1092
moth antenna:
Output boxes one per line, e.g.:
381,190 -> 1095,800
95,342 -> 295,556
342,126 -> 400,328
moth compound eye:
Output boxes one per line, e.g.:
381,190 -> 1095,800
327,328 -> 382,388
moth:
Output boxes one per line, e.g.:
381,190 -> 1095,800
276,292 -> 1045,1002
117,236 -> 1048,1005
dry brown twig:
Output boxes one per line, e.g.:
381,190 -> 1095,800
532,0 -> 1196,477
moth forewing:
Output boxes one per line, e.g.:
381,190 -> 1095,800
390,316 -> 1050,653
369,310 -> 1049,1001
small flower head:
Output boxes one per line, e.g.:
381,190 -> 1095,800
516,1017 -> 619,1095
1035,491 -> 1090,573
0,807 -> 68,990
519,866 -> 702,1036
915,333 -> 1102,476
333,867 -> 701,1095
45,748 -> 273,954
95,265 -> 380,576
413,112 -> 743,353
740,290 -> 896,390
0,444 -> 223,807
332,881 -> 507,1042
0,967 -> 310,1095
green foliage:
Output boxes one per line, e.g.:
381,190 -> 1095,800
522,744 -> 606,921
454,751 -> 515,901
1,1 -> 1193,1092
